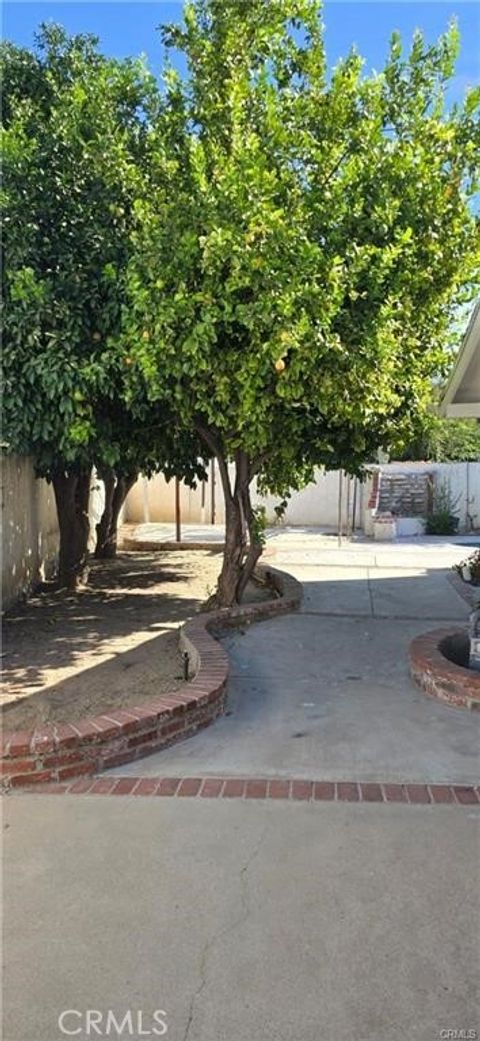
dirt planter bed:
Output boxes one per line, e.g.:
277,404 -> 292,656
409,627 -> 480,711
1,565 -> 302,789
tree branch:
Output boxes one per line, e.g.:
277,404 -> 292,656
195,420 -> 233,502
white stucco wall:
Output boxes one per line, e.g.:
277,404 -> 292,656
125,472 -> 219,525
1,454 -> 59,610
252,470 -> 366,530
124,466 -> 367,532
434,461 -> 480,530
125,461 -> 480,535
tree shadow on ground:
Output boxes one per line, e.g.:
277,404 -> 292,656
1,551 -> 221,722
2,627 -> 185,729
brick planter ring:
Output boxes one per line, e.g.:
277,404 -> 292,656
409,627 -> 480,711
1,565 -> 302,789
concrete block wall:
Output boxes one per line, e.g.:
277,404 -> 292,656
1,461 -> 123,609
126,461 -> 480,535
125,471 -> 219,526
124,466 -> 366,532
1,454 -> 59,610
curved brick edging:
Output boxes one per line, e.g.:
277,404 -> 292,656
0,565 -> 302,789
409,627 -> 480,711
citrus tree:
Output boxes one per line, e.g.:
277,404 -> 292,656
92,401 -> 206,560
1,26 -> 152,583
121,0 -> 479,605
2,27 -> 206,582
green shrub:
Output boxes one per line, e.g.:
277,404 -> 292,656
425,510 -> 459,535
426,480 -> 460,535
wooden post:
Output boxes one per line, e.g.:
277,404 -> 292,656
175,477 -> 181,543
337,469 -> 343,547
351,477 -> 358,534
345,474 -> 351,538
142,475 -> 150,524
200,477 -> 206,525
210,459 -> 215,524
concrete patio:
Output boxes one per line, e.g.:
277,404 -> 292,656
117,535 -> 480,786
121,520 -> 480,557
3,794 -> 479,1041
3,531 -> 479,1041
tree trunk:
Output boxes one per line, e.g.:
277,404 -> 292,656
195,426 -> 262,607
95,468 -> 137,559
52,468 -> 92,590
95,467 -> 115,559
217,466 -> 263,606
216,492 -> 248,606
235,479 -> 263,603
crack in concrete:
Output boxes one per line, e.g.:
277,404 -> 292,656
181,823 -> 268,1041
299,610 -> 466,622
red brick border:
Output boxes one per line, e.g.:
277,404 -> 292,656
409,627 -> 480,711
367,469 -> 380,510
0,566 -> 302,790
8,775 -> 480,805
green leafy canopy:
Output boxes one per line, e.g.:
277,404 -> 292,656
1,25 -> 205,484
3,5 -> 479,506
120,0 -> 479,495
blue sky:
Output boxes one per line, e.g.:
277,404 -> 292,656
2,1 -> 479,104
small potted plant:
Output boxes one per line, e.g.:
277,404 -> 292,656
453,549 -> 480,585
